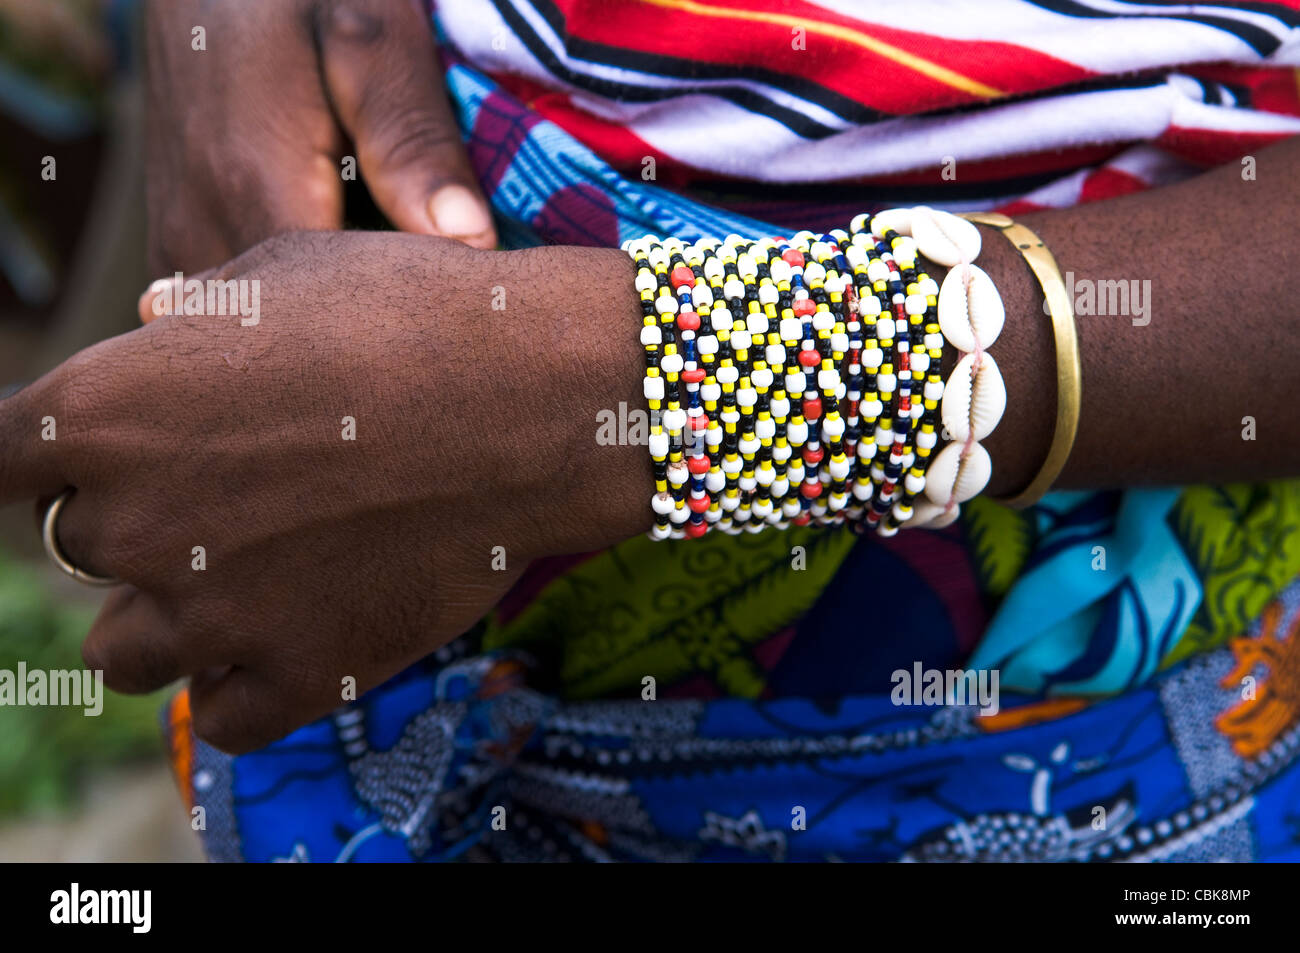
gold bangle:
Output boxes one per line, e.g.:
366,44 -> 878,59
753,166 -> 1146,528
959,211 -> 1081,509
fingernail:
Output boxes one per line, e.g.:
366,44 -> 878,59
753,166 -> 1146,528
428,185 -> 493,242
138,275 -> 182,324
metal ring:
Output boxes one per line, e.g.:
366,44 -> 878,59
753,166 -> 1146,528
42,490 -> 119,587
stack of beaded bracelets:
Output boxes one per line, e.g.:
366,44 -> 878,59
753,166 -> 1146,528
624,207 -> 1009,541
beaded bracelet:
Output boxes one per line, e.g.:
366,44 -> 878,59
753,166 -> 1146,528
625,209 -> 1017,539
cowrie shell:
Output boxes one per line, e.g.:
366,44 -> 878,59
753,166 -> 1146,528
911,206 -> 981,267
870,208 -> 913,238
905,499 -> 961,529
924,440 -> 992,505
938,263 -> 1005,353
941,352 -> 1007,443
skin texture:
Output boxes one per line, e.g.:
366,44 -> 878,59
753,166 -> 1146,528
144,0 -> 496,277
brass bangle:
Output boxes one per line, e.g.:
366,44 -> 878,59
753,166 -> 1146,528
959,211 -> 1081,509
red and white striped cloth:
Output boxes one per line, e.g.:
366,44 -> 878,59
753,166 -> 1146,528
435,0 -> 1300,209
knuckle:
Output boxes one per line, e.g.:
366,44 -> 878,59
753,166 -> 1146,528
370,117 -> 461,171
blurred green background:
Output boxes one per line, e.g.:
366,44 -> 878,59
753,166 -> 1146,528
0,0 -> 199,861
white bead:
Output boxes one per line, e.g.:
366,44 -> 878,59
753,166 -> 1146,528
786,372 -> 807,393
667,459 -> 689,485
651,492 -> 675,515
858,294 -> 882,316
701,382 -> 721,402
639,325 -> 662,346
818,368 -> 841,391
660,352 -> 683,374
648,431 -> 670,458
911,351 -> 931,374
716,365 -> 739,384
737,387 -> 758,407
904,471 -> 927,495
751,368 -> 774,389
692,284 -> 714,308
643,376 -> 665,400
772,443 -> 791,463
787,420 -> 809,444
846,245 -> 868,268
891,237 -> 919,265
919,276 -> 939,297
782,499 -> 803,518
705,426 -> 724,446
721,456 -> 743,475
905,293 -> 928,315
804,262 -> 826,284
861,398 -> 883,419
705,470 -> 726,492
769,259 -> 792,283
875,317 -> 895,340
911,206 -> 981,267
662,408 -> 687,432
779,317 -> 803,341
759,284 -> 778,305
862,347 -> 883,369
723,276 -> 745,300
737,253 -> 758,278
916,429 -> 937,450
703,257 -> 724,280
635,271 -> 657,293
878,372 -> 897,393
648,245 -> 669,268
747,312 -> 769,334
867,260 -> 889,284
830,332 -> 849,353
752,498 -> 774,519
812,311 -> 835,332
655,292 -> 677,315
766,344 -> 787,366
923,379 -> 944,402
731,329 -> 752,351
755,417 -> 775,439
770,396 -> 790,418
697,334 -> 719,355
924,332 -> 944,351
828,457 -> 851,480
739,436 -> 760,455
822,415 -> 846,438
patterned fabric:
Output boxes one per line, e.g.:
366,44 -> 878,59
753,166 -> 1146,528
162,6 -> 1300,861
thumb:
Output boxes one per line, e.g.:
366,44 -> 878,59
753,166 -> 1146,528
317,0 -> 497,248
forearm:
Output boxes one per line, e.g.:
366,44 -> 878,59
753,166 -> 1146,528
986,136 -> 1300,496
568,136 -> 1300,544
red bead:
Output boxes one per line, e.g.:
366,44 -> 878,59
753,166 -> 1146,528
798,349 -> 821,368
686,521 -> 709,538
803,446 -> 824,465
682,367 -> 706,383
793,298 -> 816,317
671,266 -> 695,289
803,397 -> 823,420
793,512 -> 812,526
688,494 -> 710,514
800,481 -> 822,499
782,249 -> 805,268
677,310 -> 700,331
688,414 -> 710,431
687,455 -> 711,475
898,352 -> 910,371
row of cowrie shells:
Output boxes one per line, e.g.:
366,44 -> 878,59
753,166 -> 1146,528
867,207 -> 1008,529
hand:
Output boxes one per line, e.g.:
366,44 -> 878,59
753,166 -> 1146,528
1,232 -> 645,753
143,0 -> 496,279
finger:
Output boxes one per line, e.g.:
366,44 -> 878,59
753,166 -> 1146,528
188,666 -> 311,755
82,587 -> 214,695
317,0 -> 497,248
0,376 -> 72,506
137,265 -> 222,325
47,486 -> 121,582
